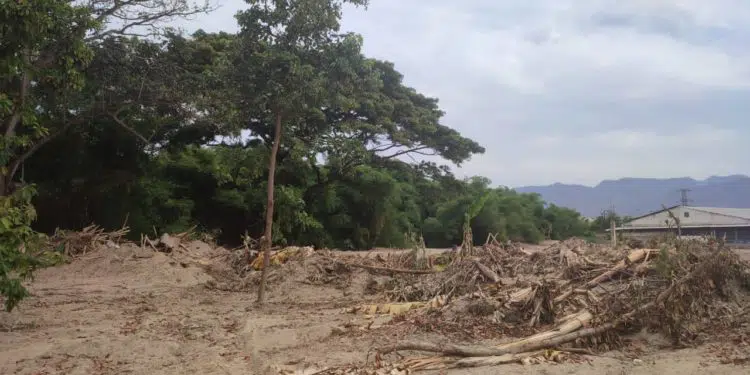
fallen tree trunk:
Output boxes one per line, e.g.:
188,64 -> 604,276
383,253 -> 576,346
401,350 -> 546,370
381,267 -> 694,359
326,257 -> 438,275
381,310 -> 593,357
495,310 -> 593,352
381,315 -> 614,359
451,351 -> 545,368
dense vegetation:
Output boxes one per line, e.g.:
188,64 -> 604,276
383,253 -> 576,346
1,0 -> 596,308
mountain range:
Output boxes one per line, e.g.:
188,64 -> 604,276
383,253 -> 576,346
515,175 -> 750,218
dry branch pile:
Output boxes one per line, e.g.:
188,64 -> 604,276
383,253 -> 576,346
366,238 -> 750,371
32,226 -> 750,373
44,224 -> 129,257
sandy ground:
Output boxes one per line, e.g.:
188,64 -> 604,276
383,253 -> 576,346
1,242 -> 748,375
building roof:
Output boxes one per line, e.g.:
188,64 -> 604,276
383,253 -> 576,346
625,205 -> 681,222
611,205 -> 750,231
689,206 -> 750,220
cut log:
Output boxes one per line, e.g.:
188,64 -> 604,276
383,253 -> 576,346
584,249 -> 654,288
326,257 -> 438,275
381,310 -> 593,357
473,259 -> 500,283
452,351 -> 545,368
494,310 -> 593,353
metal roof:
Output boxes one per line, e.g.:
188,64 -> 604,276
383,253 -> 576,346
615,223 -> 750,231
625,205 -> 681,222
688,207 -> 750,220
610,206 -> 750,231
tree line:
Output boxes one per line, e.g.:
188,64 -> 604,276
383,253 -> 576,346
1,0 -> 602,308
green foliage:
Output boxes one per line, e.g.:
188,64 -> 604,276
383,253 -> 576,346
589,211 -> 631,232
0,0 -> 95,193
0,186 -> 43,312
466,193 -> 491,223
2,1 -> 592,260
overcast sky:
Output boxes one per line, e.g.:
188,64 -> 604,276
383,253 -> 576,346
174,0 -> 750,187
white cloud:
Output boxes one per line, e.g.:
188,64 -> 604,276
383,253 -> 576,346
177,0 -> 750,187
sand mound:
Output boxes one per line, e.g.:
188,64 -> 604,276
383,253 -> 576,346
36,242 -> 216,289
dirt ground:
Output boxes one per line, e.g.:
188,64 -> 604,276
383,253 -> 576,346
1,241 -> 748,375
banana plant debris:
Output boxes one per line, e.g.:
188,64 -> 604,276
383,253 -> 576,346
17,231 -> 750,374
241,236 -> 750,372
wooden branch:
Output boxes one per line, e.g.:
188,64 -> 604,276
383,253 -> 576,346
663,205 -> 682,236
451,351 -> 545,368
384,263 -> 703,364
385,321 -> 609,361
472,259 -> 500,283
381,145 -> 435,160
7,120 -> 80,182
584,249 -> 654,288
368,143 -> 399,153
553,248 -> 656,304
4,67 -> 29,138
382,310 -> 593,357
325,257 -> 438,275
85,0 -> 218,42
381,341 -> 508,357
108,112 -> 150,144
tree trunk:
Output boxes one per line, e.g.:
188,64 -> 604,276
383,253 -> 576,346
256,111 -> 283,304
0,173 -> 7,197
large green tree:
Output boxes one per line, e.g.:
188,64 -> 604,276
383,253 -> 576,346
0,0 -> 214,310
231,0 -> 369,303
1,0 -> 214,196
0,0 -> 94,195
0,1 -> 593,314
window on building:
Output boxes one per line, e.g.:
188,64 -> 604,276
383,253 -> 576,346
684,212 -> 690,218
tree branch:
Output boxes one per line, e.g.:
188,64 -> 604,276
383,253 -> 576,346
380,145 -> 435,160
85,0 -> 217,42
4,64 -> 30,138
7,120 -> 81,182
108,112 -> 150,144
368,143 -> 399,153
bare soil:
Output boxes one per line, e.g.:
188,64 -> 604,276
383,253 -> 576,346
1,242 -> 748,375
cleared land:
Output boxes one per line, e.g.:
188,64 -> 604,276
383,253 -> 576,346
1,236 -> 749,375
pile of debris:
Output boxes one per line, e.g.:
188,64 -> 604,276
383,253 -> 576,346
261,236 -> 750,372
359,238 -> 750,371
45,224 -> 129,256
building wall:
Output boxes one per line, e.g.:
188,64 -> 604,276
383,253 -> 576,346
624,206 -> 750,228
621,226 -> 750,244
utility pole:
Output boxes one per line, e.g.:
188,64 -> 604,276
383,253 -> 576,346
608,203 -> 617,248
679,188 -> 692,206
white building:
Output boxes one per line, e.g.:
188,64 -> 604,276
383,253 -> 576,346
614,205 -> 750,244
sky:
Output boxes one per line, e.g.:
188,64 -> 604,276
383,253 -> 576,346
173,0 -> 750,187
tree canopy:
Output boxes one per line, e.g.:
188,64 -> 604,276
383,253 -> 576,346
1,0 -> 593,245
0,0 -> 596,309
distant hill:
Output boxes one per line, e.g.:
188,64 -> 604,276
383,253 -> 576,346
515,175 -> 750,218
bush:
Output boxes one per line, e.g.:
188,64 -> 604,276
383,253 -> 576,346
0,186 -> 43,312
